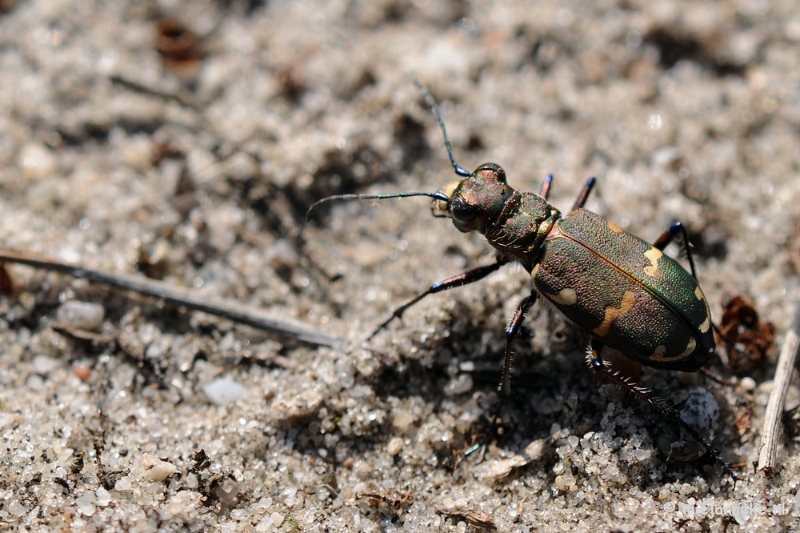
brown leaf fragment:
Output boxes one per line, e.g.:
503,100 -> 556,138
718,295 -> 775,376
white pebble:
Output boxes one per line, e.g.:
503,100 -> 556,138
271,512 -> 285,527
739,376 -> 756,391
76,493 -> 96,516
256,515 -> 274,532
732,502 -> 752,525
202,377 -> 247,406
19,143 -> 56,181
391,410 -> 414,432
8,501 -> 26,517
114,476 -> 133,491
633,448 -> 651,461
387,437 -> 404,456
56,300 -> 105,331
32,354 -> 59,374
215,481 -> 239,503
444,374 -> 473,396
95,487 -> 111,506
554,473 -> 574,491
139,453 -> 177,481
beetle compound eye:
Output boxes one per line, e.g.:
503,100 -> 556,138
449,200 -> 477,225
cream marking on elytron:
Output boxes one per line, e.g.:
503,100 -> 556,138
694,286 -> 704,300
547,288 -> 577,306
651,336 -> 697,362
607,220 -> 624,233
593,290 -> 636,337
694,287 -> 711,332
676,337 -> 697,360
643,247 -> 663,277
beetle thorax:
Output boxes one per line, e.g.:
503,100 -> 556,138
484,191 -> 560,267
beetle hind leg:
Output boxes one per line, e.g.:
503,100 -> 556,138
652,221 -> 699,280
570,177 -> 597,212
587,339 -> 737,479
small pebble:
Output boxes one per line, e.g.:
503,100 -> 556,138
32,354 -> 59,374
392,410 -> 415,432
76,493 -> 96,516
95,487 -> 111,507
19,143 -> 56,181
139,453 -> 177,481
444,374 -> 473,396
114,476 -> 133,491
256,515 -> 274,532
657,387 -> 719,461
215,480 -> 239,503
387,437 -> 404,456
554,473 -> 574,491
56,300 -> 105,331
271,512 -> 285,527
8,501 -> 26,518
633,448 -> 651,461
202,377 -> 247,406
73,365 -> 92,381
739,376 -> 756,391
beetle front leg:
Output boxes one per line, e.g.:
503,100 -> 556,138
500,289 -> 539,396
465,288 -> 539,458
368,257 -> 509,340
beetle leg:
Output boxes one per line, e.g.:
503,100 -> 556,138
652,221 -> 699,280
500,288 -> 539,395
588,339 -> 737,479
539,174 -> 554,200
464,288 -> 540,458
588,337 -> 606,370
570,177 -> 597,212
367,257 -> 509,340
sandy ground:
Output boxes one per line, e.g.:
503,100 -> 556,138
2,0 -> 800,531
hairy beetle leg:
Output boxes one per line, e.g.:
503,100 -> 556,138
588,338 -> 737,480
501,289 -> 539,396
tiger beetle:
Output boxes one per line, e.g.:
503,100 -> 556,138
308,81 -> 736,479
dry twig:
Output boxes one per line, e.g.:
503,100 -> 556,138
0,249 -> 344,348
757,301 -> 800,474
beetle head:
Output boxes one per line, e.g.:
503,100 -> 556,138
431,163 -> 514,234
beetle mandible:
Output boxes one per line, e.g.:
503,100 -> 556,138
308,81 -> 733,478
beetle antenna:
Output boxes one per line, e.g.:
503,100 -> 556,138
414,79 -> 470,178
306,191 -> 449,221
